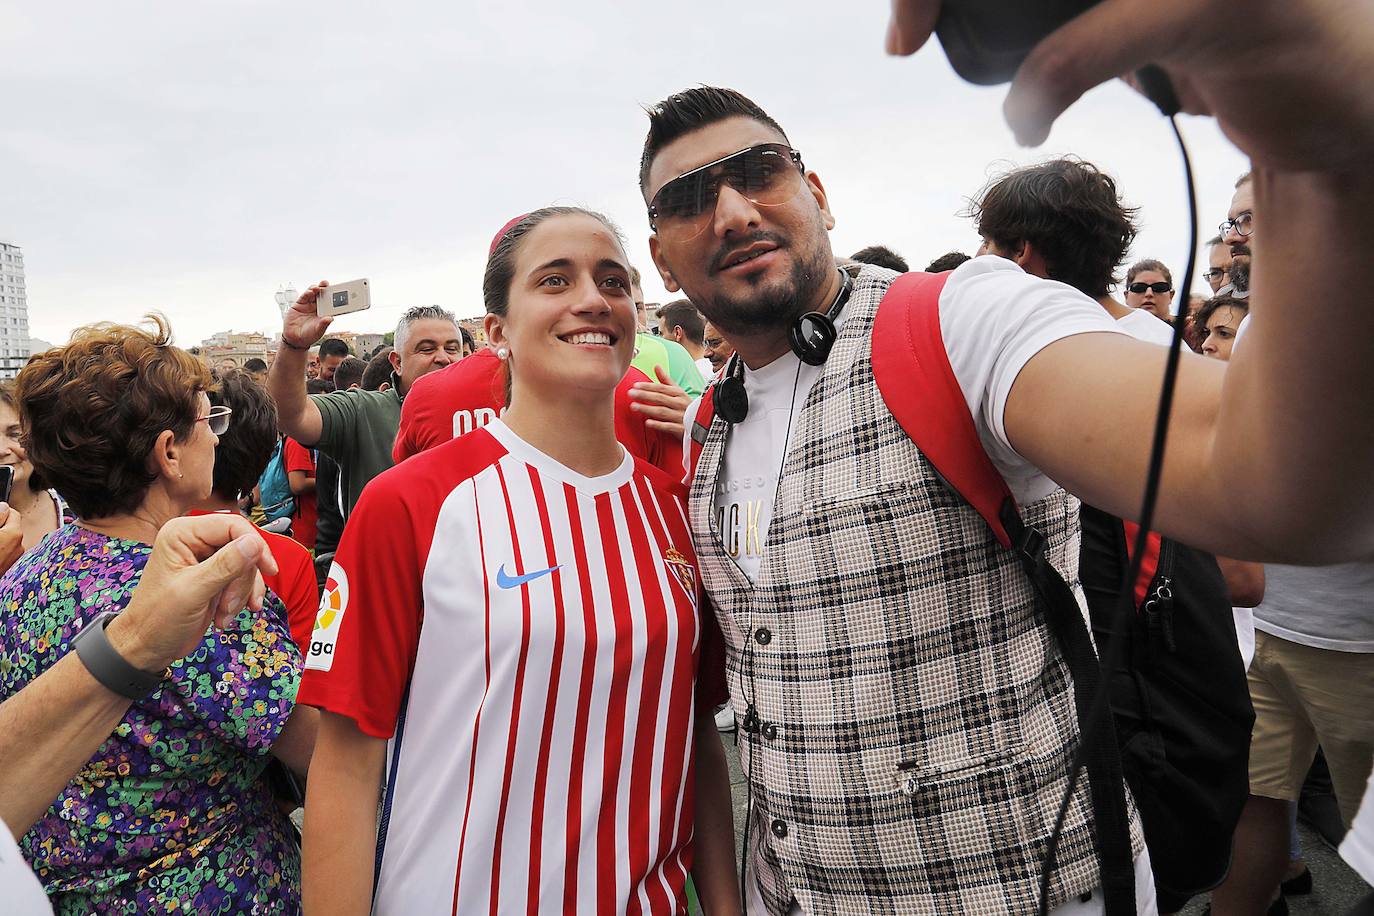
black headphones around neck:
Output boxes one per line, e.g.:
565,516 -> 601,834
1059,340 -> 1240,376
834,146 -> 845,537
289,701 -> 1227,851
714,269 -> 853,425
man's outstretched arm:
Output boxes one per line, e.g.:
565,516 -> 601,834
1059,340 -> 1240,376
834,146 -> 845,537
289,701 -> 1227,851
884,0 -> 1374,562
1005,168 -> 1374,564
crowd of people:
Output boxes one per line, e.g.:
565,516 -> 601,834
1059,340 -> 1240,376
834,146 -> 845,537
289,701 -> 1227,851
1,1 -> 1373,914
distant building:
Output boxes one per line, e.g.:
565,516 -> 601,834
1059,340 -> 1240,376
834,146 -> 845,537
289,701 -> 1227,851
459,318 -> 486,345
0,241 -> 31,379
353,332 -> 386,355
198,330 -> 271,370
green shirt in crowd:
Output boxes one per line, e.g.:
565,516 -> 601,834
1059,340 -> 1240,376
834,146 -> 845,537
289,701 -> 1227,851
312,387 -> 402,514
631,333 -> 706,397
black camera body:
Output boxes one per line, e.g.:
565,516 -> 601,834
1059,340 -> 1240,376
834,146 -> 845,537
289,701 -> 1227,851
935,0 -> 1099,84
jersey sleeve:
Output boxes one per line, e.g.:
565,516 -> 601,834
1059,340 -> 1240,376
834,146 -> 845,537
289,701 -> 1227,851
937,256 -> 1126,504
297,471 -> 425,738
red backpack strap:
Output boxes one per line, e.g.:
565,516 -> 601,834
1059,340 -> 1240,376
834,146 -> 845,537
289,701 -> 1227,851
871,271 -> 1018,549
686,384 -> 717,486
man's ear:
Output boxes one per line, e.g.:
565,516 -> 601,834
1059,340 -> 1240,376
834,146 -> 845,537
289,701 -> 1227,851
805,170 -> 836,232
388,348 -> 402,374
648,235 -> 681,294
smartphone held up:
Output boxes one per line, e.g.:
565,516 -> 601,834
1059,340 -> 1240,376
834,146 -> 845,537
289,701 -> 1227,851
316,278 -> 372,318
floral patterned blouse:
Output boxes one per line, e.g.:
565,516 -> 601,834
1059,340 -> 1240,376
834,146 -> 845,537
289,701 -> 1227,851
0,525 -> 304,914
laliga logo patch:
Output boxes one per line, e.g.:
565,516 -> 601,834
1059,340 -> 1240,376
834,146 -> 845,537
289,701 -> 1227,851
305,564 -> 349,672
663,547 -> 696,604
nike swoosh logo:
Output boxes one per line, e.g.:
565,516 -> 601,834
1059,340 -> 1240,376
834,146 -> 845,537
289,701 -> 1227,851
496,563 -> 561,590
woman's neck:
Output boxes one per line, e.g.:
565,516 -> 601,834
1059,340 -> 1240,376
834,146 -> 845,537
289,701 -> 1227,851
80,488 -> 183,545
6,481 -> 43,515
501,385 -> 622,478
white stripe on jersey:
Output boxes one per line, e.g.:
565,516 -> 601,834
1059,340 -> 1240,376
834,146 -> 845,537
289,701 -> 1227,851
363,420 -> 699,916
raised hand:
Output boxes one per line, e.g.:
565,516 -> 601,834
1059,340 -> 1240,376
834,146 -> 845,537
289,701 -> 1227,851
281,280 -> 336,350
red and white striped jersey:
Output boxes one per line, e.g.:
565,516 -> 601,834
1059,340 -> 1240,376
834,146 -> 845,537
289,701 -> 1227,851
298,418 -> 716,915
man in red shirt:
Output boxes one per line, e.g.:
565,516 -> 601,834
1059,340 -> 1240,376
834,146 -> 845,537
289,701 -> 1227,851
393,346 -> 684,475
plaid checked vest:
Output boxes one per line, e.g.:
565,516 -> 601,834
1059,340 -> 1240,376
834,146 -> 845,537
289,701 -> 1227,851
690,266 -> 1142,915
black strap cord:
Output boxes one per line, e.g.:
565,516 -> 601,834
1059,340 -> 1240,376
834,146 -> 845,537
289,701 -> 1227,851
1003,506 -> 1137,914
1036,109 -> 1200,915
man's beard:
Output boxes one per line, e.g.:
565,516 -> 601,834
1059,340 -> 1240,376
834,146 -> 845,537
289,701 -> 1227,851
696,233 -> 833,337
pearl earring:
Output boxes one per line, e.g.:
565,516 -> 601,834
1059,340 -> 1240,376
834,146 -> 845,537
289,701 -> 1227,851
496,347 -> 509,360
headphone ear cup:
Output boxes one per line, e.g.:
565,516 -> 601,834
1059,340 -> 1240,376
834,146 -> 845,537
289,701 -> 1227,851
715,375 -> 749,425
789,312 -> 837,366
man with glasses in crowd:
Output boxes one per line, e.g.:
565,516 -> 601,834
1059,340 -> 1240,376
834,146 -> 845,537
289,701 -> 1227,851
637,1 -> 1374,903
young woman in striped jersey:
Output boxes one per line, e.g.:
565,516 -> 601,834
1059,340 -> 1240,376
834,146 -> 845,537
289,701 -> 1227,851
298,207 -> 739,915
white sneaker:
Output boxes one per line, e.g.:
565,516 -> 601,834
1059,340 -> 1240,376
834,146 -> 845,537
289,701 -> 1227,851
713,704 -> 736,733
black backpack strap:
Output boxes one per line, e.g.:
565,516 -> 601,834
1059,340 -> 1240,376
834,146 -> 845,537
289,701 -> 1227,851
999,502 -> 1138,915
873,271 -> 1136,914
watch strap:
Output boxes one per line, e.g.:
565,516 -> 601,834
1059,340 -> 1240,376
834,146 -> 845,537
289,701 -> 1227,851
73,611 -> 166,701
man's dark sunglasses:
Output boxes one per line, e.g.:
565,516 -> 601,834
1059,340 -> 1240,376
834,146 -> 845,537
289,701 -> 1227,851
648,143 -> 804,238
1128,281 -> 1173,295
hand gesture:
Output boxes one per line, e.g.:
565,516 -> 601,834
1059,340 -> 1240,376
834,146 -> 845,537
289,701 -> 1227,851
628,365 -> 692,440
107,515 -> 280,673
281,280 -> 335,350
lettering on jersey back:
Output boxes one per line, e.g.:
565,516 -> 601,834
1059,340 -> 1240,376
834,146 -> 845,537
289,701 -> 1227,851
452,407 -> 499,438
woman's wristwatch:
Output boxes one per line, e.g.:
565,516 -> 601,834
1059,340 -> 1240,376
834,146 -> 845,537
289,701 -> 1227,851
72,611 -> 168,700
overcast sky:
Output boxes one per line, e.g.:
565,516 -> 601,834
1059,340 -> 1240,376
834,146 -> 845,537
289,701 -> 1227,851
2,1 -> 1249,349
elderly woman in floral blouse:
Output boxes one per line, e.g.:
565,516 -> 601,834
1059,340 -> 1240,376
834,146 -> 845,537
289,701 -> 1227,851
0,316 -> 316,914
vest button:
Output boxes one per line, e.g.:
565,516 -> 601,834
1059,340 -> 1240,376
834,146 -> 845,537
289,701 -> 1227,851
754,627 -> 772,646
771,819 -> 788,839
762,722 -> 778,741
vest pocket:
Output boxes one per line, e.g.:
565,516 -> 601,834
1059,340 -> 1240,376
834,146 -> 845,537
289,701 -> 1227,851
894,745 -> 1027,796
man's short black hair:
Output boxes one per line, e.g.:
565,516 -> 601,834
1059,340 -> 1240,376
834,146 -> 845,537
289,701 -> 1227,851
459,326 -> 475,349
242,357 -> 268,373
970,158 -> 1138,299
318,338 -> 351,359
657,299 -> 706,346
306,378 -> 335,394
924,251 -> 972,273
362,348 -> 394,391
207,370 -> 278,501
851,245 -> 909,273
332,356 -> 367,390
640,87 -> 789,195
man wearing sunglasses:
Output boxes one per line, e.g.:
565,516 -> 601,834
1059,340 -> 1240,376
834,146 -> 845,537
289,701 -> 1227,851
641,69 -> 1374,915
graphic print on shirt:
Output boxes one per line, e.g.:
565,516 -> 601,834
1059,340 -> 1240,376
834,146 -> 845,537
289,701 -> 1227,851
662,546 -> 697,607
305,564 -> 349,672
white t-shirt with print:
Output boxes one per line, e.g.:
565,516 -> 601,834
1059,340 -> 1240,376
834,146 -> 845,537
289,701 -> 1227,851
692,257 -> 1126,583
